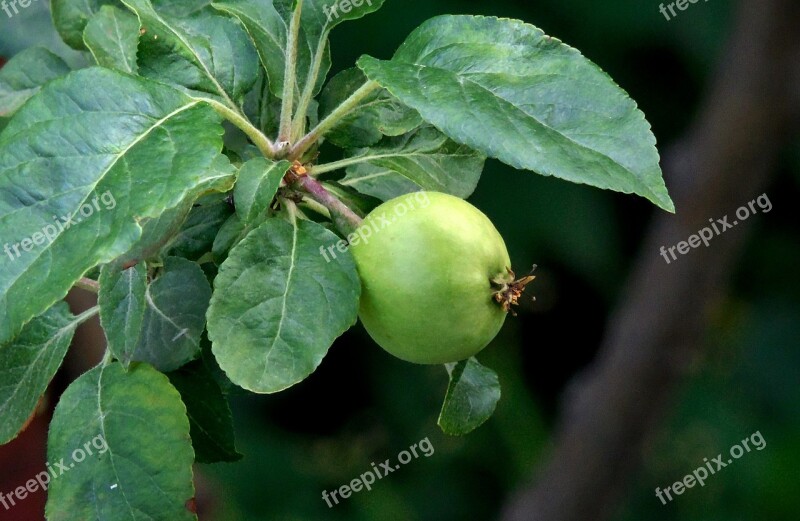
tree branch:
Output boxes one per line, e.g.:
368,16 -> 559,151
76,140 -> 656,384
500,1 -> 800,520
285,171 -> 363,236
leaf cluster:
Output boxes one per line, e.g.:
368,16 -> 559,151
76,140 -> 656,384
0,1 -> 671,516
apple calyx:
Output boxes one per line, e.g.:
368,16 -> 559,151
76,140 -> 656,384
492,266 -> 537,316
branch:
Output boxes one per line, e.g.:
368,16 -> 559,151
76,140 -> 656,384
286,171 -> 363,235
500,1 -> 800,520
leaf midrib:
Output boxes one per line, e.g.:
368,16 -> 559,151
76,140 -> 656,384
367,59 -> 662,202
126,0 -> 238,109
3,100 -> 202,302
0,318 -> 76,421
145,283 -> 197,345
95,366 -> 138,520
258,220 -> 298,387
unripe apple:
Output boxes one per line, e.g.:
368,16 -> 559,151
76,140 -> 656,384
351,191 -> 515,364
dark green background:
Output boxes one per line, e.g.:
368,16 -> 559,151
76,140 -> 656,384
1,0 -> 797,519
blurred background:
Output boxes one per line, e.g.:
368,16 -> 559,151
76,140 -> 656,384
1,0 -> 797,520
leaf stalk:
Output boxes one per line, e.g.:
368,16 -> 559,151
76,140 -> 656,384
289,80 -> 380,161
202,97 -> 277,158
291,28 -> 331,140
278,0 -> 304,144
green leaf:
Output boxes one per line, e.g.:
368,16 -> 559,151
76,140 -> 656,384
167,193 -> 235,261
102,258 -> 211,371
152,0 -> 214,16
168,360 -> 242,463
288,0 -> 385,98
52,0 -> 123,49
98,263 -> 148,370
119,155 -> 236,264
234,157 -> 291,225
0,302 -> 77,444
212,213 -> 246,265
338,126 -> 486,201
0,67 -> 225,345
46,362 -> 196,521
199,334 -> 240,395
438,357 -> 501,436
135,257 -> 211,371
319,68 -> 421,148
301,0 -> 385,29
123,0 -> 260,104
83,5 -> 141,73
358,15 -> 674,212
0,48 -> 71,118
290,0 -> 385,107
212,0 -> 384,103
211,0 -> 303,100
118,203 -> 195,266
207,217 -> 361,393
212,0 -> 324,104
241,70 -> 282,136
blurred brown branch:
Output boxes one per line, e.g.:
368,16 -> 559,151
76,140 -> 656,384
501,0 -> 800,520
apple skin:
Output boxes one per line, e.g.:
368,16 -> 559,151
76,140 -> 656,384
350,191 -> 511,364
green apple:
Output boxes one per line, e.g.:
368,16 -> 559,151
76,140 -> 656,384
350,191 -> 514,364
